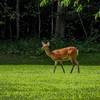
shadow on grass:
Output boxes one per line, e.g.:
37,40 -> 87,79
0,53 -> 100,65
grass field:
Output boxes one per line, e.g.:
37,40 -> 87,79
0,54 -> 100,100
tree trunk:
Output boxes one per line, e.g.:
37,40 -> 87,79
4,0 -> 7,40
51,0 -> 54,39
78,12 -> 88,40
55,0 -> 65,38
10,19 -> 12,41
16,0 -> 20,40
38,0 -> 41,39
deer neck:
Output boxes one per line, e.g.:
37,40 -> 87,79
45,47 -> 52,57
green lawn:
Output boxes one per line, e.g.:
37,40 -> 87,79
0,54 -> 100,100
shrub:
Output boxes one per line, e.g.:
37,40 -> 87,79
0,38 -> 100,56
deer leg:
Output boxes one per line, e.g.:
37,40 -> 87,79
59,60 -> 65,73
53,61 -> 57,73
70,61 -> 75,74
75,59 -> 80,73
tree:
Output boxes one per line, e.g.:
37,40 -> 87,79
16,0 -> 20,40
40,0 -> 87,39
51,0 -> 54,39
0,0 -> 100,41
40,0 -> 100,40
40,0 -> 66,38
55,0 -> 65,38
38,0 -> 41,39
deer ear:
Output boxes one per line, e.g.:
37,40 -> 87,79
42,42 -> 45,45
47,42 -> 50,46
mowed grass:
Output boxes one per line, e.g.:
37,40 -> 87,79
0,54 -> 100,100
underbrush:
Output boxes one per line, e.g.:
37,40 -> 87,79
0,38 -> 100,57
0,53 -> 100,66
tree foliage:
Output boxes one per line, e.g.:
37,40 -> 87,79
0,0 -> 100,41
0,0 -> 100,55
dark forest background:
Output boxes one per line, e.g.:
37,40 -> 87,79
0,0 -> 100,56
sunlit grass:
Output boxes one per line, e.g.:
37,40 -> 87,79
0,64 -> 100,100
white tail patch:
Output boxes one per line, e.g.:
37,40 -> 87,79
77,50 -> 79,55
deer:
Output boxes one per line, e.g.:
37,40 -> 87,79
42,42 -> 79,73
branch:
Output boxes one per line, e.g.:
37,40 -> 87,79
0,2 -> 29,25
77,12 -> 88,40
0,2 -> 11,15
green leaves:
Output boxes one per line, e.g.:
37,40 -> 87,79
87,0 -> 89,2
77,4 -> 83,12
98,11 -> 100,18
40,0 -> 46,7
74,0 -> 78,6
60,0 -> 83,12
94,13 -> 99,20
94,11 -> 100,20
74,0 -> 83,12
0,21 -> 4,25
40,0 -> 51,7
40,0 -> 72,7
61,0 -> 71,7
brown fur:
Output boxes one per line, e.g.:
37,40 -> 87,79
42,42 -> 80,73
